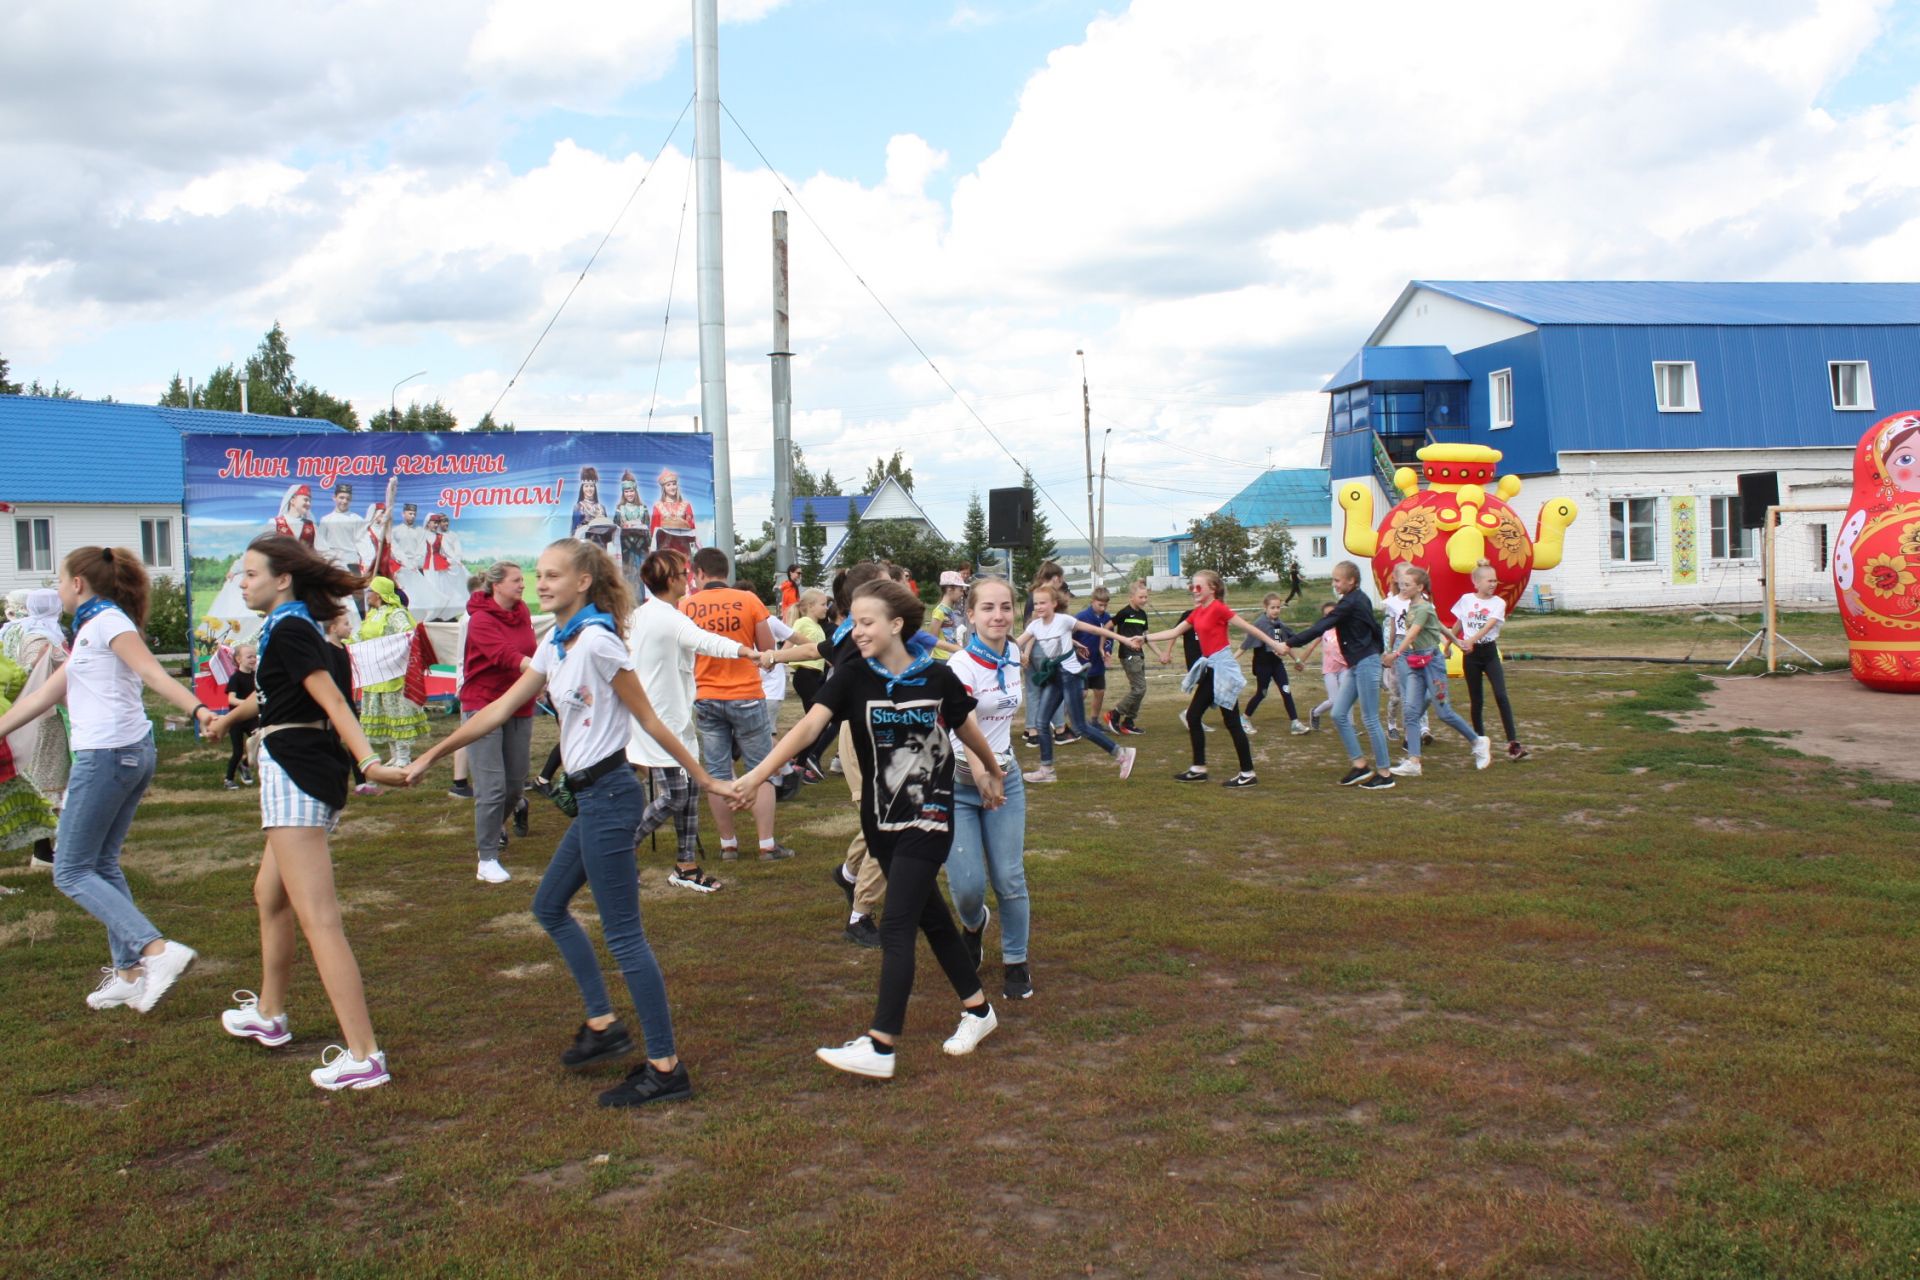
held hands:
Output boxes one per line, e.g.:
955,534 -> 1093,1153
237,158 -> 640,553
723,775 -> 761,810
201,709 -> 230,742
1122,636 -> 1145,651
365,762 -> 411,789
403,759 -> 435,788
977,770 -> 1006,811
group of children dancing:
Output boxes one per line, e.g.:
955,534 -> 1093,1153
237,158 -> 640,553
4,534 -> 1532,1105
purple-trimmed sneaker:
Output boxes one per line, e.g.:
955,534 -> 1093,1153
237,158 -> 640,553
310,1045 -> 390,1091
220,990 -> 292,1048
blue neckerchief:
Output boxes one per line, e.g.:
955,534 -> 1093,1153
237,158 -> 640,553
550,604 -> 616,653
832,618 -> 854,645
867,633 -> 936,698
73,597 -> 124,631
255,601 -> 315,668
964,635 -> 1019,691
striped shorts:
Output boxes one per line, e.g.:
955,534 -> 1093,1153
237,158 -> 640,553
258,741 -> 342,833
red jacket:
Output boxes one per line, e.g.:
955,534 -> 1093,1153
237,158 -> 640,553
460,589 -> 537,716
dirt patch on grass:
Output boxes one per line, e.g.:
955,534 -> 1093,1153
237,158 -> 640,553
1670,671 -> 1914,780
0,909 -> 57,947
497,961 -> 554,980
793,811 -> 861,840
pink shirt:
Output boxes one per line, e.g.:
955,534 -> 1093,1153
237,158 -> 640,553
1320,633 -> 1349,674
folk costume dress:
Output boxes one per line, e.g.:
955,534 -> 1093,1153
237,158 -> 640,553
356,580 -> 428,746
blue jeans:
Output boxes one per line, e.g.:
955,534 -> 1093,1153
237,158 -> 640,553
1022,667 -> 1069,733
694,698 -> 772,781
531,765 -> 676,1058
1398,659 -> 1478,758
54,736 -> 161,971
1332,653 -> 1391,771
947,769 -> 1029,964
1037,669 -> 1117,763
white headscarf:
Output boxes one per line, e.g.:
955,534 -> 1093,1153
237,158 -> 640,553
3,590 -> 27,623
18,589 -> 66,650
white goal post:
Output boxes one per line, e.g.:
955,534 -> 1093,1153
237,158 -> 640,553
1764,504 -> 1848,672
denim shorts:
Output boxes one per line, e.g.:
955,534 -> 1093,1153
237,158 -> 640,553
695,698 -> 773,781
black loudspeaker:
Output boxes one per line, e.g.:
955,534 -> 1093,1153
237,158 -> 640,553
1736,472 -> 1779,528
988,486 -> 1033,548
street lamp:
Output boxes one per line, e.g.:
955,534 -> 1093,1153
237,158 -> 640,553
391,370 -> 427,425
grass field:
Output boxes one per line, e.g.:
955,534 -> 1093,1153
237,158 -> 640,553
7,602 -> 1919,1278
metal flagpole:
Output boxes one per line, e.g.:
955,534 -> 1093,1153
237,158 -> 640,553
693,0 -> 734,571
771,210 -> 794,576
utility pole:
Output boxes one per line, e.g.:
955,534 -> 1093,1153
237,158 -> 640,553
770,210 -> 794,577
1096,426 -> 1111,586
1077,349 -> 1097,587
693,0 -> 734,570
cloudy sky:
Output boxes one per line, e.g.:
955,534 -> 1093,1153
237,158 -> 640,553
6,0 -> 1920,543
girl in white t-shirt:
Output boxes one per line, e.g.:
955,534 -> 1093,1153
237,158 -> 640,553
1015,585 -> 1139,784
0,547 -> 216,1013
1452,559 -> 1529,761
944,577 -> 1034,1000
408,539 -> 727,1110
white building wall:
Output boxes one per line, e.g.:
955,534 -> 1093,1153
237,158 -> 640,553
2,503 -> 186,595
1523,448 -> 1851,611
1372,287 -> 1536,352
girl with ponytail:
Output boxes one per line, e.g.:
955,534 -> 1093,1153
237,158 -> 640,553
0,547 -> 215,1014
205,535 -> 407,1090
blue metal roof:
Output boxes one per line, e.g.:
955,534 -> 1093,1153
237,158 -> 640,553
791,492 -> 872,525
1322,346 -> 1467,392
1415,280 -> 1920,327
1218,468 -> 1331,528
0,396 -> 346,504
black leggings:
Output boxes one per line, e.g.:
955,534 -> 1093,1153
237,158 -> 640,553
1187,669 -> 1253,773
226,730 -> 249,781
1243,655 -> 1298,722
1462,641 -> 1518,741
793,667 -> 835,767
541,744 -> 564,782
871,837 -> 981,1038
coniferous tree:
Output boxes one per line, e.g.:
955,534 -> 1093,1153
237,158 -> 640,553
799,502 -> 826,585
1011,469 -> 1058,587
961,490 -> 991,572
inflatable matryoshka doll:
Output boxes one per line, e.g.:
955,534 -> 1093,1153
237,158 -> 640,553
1833,411 -> 1920,692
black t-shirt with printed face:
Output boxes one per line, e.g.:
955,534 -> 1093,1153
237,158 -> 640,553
815,658 -> 977,859
257,615 -> 355,809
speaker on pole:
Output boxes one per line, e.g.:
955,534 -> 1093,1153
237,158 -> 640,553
988,487 -> 1033,548
1736,472 -> 1779,528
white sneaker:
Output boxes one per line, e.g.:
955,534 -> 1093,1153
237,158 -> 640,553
1242,719 -> 1259,736
221,990 -> 292,1047
1291,720 -> 1311,735
1389,758 -> 1423,778
131,940 -> 197,1012
816,1035 -> 895,1079
942,1005 -> 999,1056
310,1045 -> 391,1091
1022,765 -> 1057,784
1472,736 -> 1492,770
1115,746 -> 1136,780
476,859 -> 511,884
828,757 -> 844,776
85,966 -> 144,1011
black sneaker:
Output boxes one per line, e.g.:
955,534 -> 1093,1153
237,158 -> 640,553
1022,729 -> 1040,747
1173,768 -> 1209,782
830,863 -> 855,907
1421,732 -> 1434,747
239,766 -> 255,786
1222,772 -> 1258,789
561,1020 -> 635,1070
963,906 -> 989,971
1339,766 -> 1370,786
1358,773 -> 1396,791
448,780 -> 475,799
512,797 -> 530,838
598,1061 -> 693,1108
529,777 -> 553,799
1054,731 -> 1081,746
774,773 -> 802,802
799,762 -> 825,785
1003,962 -> 1033,1001
845,916 -> 880,948
1121,720 -> 1144,736
223,778 -> 241,790
1103,711 -> 1122,735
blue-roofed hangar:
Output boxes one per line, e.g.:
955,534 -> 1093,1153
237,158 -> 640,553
1320,280 -> 1920,609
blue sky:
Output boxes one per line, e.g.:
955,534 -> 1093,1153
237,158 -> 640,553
5,0 -> 1920,544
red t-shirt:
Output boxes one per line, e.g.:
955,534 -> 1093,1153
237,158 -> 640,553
1190,598 -> 1235,657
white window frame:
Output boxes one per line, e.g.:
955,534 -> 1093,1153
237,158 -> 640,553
1707,495 -> 1757,561
14,517 -> 52,574
1489,369 -> 1514,429
1606,496 -> 1659,567
1652,361 -> 1700,413
1310,535 -> 1328,558
1828,360 -> 1874,411
140,517 -> 174,569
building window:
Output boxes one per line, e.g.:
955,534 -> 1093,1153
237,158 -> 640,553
1311,535 -> 1328,558
1829,361 -> 1873,411
1813,523 -> 1830,573
13,518 -> 51,573
1608,497 -> 1657,564
140,518 -> 173,569
1652,361 -> 1699,412
1708,496 -> 1756,560
1489,370 -> 1514,429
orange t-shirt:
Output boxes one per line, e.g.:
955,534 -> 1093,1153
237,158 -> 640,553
681,587 -> 769,701
779,579 -> 800,612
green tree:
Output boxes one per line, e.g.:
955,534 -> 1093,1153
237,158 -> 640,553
850,521 -> 956,591
1129,556 -> 1153,583
246,322 -> 297,405
159,373 -> 189,407
792,446 -> 840,498
290,383 -> 360,430
862,449 -> 913,495
0,354 -> 19,395
472,412 -> 514,433
199,364 -> 243,411
837,495 -> 869,567
961,491 -> 990,572
370,401 -> 459,432
1185,510 -> 1253,583
798,502 -> 826,585
1011,469 -> 1058,588
733,533 -> 776,602
1253,521 -> 1297,582
157,324 -> 359,428
20,379 -> 78,399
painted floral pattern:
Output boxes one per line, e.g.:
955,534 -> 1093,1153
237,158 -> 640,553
1488,509 -> 1531,569
1384,506 -> 1440,560
1861,553 -> 1915,597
